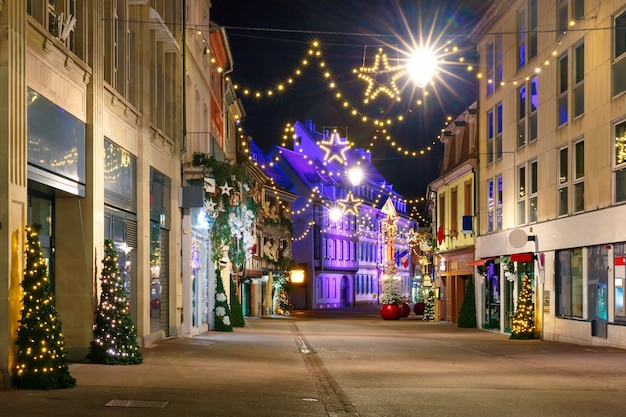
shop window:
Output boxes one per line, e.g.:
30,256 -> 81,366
613,243 -> 626,323
556,248 -> 583,318
613,9 -> 626,96
574,139 -> 585,212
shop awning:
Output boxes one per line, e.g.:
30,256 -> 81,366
511,253 -> 534,262
467,257 -> 496,267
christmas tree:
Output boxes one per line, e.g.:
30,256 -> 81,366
273,274 -> 291,316
423,289 -> 435,321
229,275 -> 245,327
380,274 -> 402,305
214,269 -> 233,331
87,239 -> 142,364
14,225 -> 76,389
457,275 -> 477,328
510,273 -> 536,339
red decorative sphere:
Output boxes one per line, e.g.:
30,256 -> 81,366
380,303 -> 401,320
413,301 -> 425,316
400,302 -> 411,318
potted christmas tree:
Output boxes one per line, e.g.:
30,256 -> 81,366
379,265 -> 402,320
88,239 -> 142,364
214,268 -> 233,331
14,225 -> 76,389
457,275 -> 477,328
510,273 -> 536,339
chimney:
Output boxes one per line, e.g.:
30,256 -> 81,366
305,119 -> 315,132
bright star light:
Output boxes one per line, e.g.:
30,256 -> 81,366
408,48 -> 438,88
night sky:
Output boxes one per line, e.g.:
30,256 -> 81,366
210,0 -> 492,200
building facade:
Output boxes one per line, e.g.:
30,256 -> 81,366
254,120 -> 415,310
472,0 -> 626,347
0,0 -> 187,386
428,103 -> 478,323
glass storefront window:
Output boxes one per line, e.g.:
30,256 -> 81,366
149,167 -> 170,334
614,243 -> 626,323
556,248 -> 583,318
483,261 -> 500,330
104,138 -> 136,212
588,245 -> 608,337
27,88 -> 85,183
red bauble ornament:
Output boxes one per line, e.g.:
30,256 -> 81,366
380,303 -> 401,320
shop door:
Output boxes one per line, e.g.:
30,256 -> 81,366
588,245 -> 608,338
341,276 -> 349,307
483,262 -> 500,330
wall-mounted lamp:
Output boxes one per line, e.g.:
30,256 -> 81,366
290,269 -> 305,284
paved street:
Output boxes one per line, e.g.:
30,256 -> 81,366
2,306 -> 626,416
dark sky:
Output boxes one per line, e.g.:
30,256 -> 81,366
210,0 -> 491,200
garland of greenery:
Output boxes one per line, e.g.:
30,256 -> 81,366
191,153 -> 260,268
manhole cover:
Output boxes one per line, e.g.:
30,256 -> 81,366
105,399 -> 168,408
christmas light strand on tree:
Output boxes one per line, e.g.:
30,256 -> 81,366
510,273 -> 536,340
423,289 -> 435,322
14,225 -> 76,389
88,239 -> 142,364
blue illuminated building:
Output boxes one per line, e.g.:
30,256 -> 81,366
251,120 -> 416,310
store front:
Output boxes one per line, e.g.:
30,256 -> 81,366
482,260 -> 500,331
190,207 -> 211,330
149,168 -> 171,336
103,138 -> 138,323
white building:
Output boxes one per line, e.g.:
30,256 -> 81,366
472,0 -> 626,347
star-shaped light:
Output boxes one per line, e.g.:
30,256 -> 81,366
318,130 -> 349,165
219,182 -> 233,195
339,192 -> 361,216
355,47 -> 406,102
406,229 -> 418,244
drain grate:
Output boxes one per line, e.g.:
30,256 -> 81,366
105,399 -> 168,408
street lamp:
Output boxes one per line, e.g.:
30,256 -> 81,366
407,47 -> 437,88
347,166 -> 363,186
329,206 -> 343,223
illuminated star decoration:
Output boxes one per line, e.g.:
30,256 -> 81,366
355,47 -> 406,103
339,191 -> 362,216
406,228 -> 418,245
219,182 -> 233,196
318,130 -> 349,165
204,198 -> 217,213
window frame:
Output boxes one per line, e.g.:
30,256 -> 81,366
487,109 -> 494,165
574,138 -> 585,212
558,146 -> 569,216
518,77 -> 538,147
517,165 -> 526,225
558,52 -> 569,126
487,178 -> 494,232
613,8 -> 626,96
613,119 -> 626,203
496,175 -> 503,230
573,42 -> 585,119
529,159 -> 538,222
556,248 -> 584,318
517,0 -> 538,70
